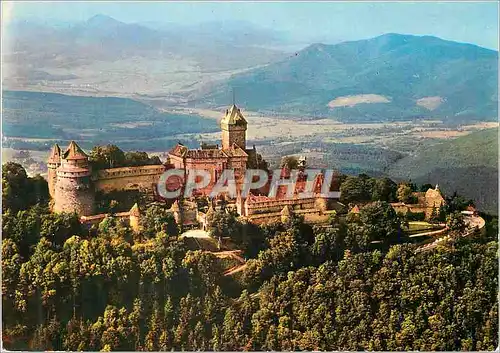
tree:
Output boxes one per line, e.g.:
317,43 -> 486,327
340,176 -> 370,204
89,145 -> 126,169
357,201 -> 402,246
40,211 -> 83,249
372,177 -> 397,202
311,224 -> 347,264
141,204 -> 178,238
182,251 -> 224,294
125,151 -> 161,167
429,207 -> 439,223
445,192 -> 473,213
280,156 -> 299,170
247,151 -> 269,170
2,163 -> 49,212
206,209 -> 241,242
420,183 -> 433,192
447,211 -> 466,233
397,183 -> 413,203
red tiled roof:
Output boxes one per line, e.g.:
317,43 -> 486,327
48,143 -> 61,163
169,143 -> 189,158
186,148 -> 228,159
169,143 -> 229,159
62,141 -> 88,160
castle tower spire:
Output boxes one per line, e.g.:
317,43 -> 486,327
63,141 -> 88,160
221,104 -> 247,150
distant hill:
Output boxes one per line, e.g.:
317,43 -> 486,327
2,16 -> 289,96
386,128 -> 498,214
194,33 -> 498,123
4,15 -> 288,71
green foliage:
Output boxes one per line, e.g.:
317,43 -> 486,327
246,150 -> 269,170
140,204 -> 178,238
89,145 -> 162,170
2,172 -> 498,351
340,176 -> 370,204
445,192 -> 474,214
2,162 -> 49,213
95,189 -> 146,214
125,151 -> 162,167
372,177 -> 398,202
397,183 -> 413,203
447,212 -> 466,233
406,210 -> 426,221
280,155 -> 299,169
340,174 -> 397,204
348,201 -> 404,249
206,209 -> 242,241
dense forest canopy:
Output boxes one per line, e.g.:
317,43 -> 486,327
2,163 -> 498,351
88,145 -> 162,170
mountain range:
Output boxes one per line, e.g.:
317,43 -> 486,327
4,16 -> 498,124
193,33 -> 498,123
4,15 -> 289,70
2,15 -> 290,97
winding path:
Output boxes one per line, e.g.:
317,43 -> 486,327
416,214 -> 485,253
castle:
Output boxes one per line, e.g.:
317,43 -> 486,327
48,104 -> 339,227
168,104 -> 253,195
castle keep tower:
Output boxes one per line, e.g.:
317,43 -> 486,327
53,141 -> 94,216
221,104 -> 247,150
47,143 -> 61,198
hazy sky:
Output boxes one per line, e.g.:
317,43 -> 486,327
4,1 -> 499,49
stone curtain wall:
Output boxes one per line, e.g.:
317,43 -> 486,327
93,165 -> 165,193
246,197 -> 318,215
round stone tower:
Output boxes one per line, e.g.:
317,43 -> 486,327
54,141 -> 94,216
47,143 -> 61,199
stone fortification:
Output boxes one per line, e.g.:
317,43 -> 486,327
49,141 -> 164,216
93,165 -> 166,193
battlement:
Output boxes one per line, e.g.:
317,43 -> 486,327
57,168 -> 91,178
244,193 -> 322,214
92,164 -> 166,181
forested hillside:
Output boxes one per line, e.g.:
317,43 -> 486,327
387,128 -> 498,214
2,163 -> 498,351
2,90 -> 218,152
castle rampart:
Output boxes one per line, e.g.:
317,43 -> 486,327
92,165 -> 166,193
244,195 -> 319,215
